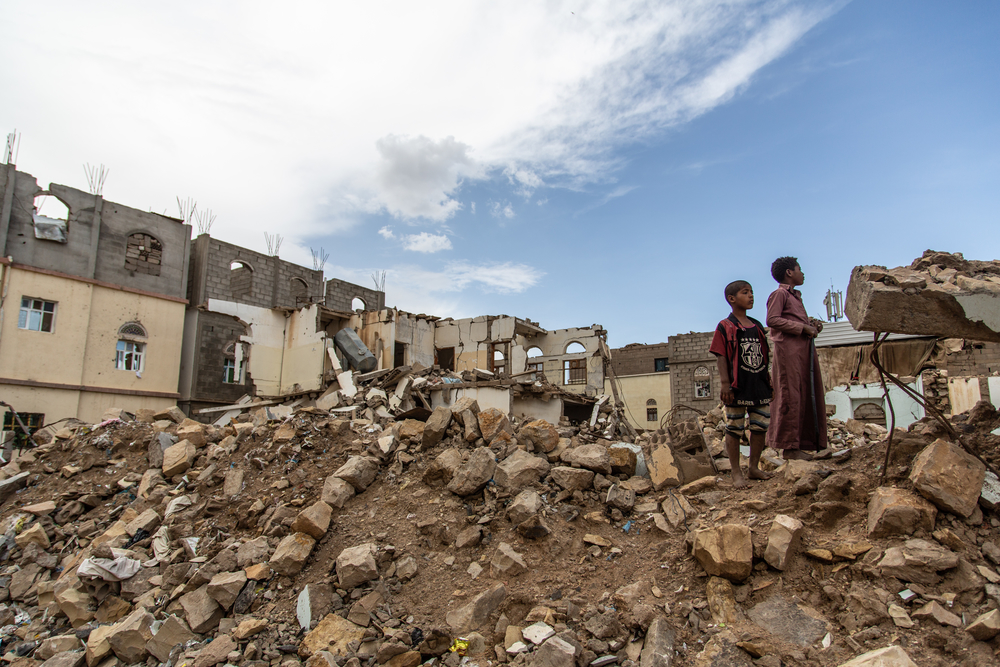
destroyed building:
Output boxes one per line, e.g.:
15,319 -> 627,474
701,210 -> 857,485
0,166 -> 191,425
604,343 -> 671,430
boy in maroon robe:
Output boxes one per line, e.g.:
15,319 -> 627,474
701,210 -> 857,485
709,280 -> 774,488
766,257 -> 827,459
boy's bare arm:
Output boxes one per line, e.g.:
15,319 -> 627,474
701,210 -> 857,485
715,355 -> 733,405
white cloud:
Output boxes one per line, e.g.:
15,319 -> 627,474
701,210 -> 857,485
504,165 -> 545,198
403,232 -> 452,253
471,202 -> 476,215
489,200 -> 515,219
374,134 -> 479,221
378,226 -> 395,239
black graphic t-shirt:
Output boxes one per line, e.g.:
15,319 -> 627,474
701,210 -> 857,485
732,324 -> 772,406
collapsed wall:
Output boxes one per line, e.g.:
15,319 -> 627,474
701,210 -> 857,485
846,250 -> 1000,342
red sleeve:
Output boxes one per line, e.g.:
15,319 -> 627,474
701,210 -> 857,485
708,323 -> 727,357
766,289 -> 804,335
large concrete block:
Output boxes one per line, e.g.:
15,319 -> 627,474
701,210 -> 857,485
867,487 -> 937,537
909,439 -> 986,517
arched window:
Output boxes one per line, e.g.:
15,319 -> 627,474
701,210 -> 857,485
646,398 -> 658,422
32,193 -> 69,243
230,261 -> 253,299
291,278 -> 309,305
223,342 -> 244,384
125,233 -> 163,276
116,322 -> 147,372
694,366 -> 711,399
351,297 -> 367,311
565,341 -> 587,354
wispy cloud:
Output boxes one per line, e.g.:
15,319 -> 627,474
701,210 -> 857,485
489,200 -> 515,219
403,232 -> 452,253
574,184 -> 638,217
377,226 -> 395,239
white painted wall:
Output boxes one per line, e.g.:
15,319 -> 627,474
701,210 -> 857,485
989,377 -> 1000,409
826,378 -> 925,429
948,377 -> 982,415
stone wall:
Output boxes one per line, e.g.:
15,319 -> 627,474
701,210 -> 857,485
610,343 -> 670,377
191,311 -> 251,405
667,331 -> 721,411
325,279 -> 385,312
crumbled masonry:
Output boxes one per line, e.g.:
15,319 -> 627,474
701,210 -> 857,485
2,384 -> 1000,667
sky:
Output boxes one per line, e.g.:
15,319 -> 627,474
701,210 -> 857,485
3,1 -> 999,348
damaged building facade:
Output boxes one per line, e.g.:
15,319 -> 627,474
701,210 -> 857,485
0,166 -> 191,427
604,342 -> 671,430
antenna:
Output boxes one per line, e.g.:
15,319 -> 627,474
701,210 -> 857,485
371,270 -> 386,292
823,282 -> 844,322
176,197 -> 198,224
264,232 -> 283,256
310,247 -> 329,272
193,208 -> 216,235
83,163 -> 109,196
4,130 -> 19,165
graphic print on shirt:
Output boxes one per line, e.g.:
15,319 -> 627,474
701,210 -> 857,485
739,335 -> 765,373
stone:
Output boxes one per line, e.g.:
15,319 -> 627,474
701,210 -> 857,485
909,439 -> 986,517
387,652 -> 421,667
179,584 -> 224,633
153,406 -> 186,423
692,524 -> 753,582
660,494 -> 696,529
36,637 -> 83,661
705,577 -> 742,625
517,514 -> 551,539
838,646 -> 917,667
966,608 -> 1000,641
162,440 -> 197,477
422,406 -> 452,449
23,500 -> 56,516
398,419 -> 424,441
207,571 -> 247,609
584,611 -> 621,640
609,444 -> 639,476
550,466 -> 594,491
146,615 -> 196,662
911,600 -> 962,627
763,514 -> 804,571
302,614 -> 366,656
177,423 -> 207,447
334,456 -> 379,491
39,652 -> 85,667
507,489 -> 543,525
647,445 -> 681,490
125,508 -> 161,537
568,444 -> 612,474
747,595 -> 828,647
446,583 -> 507,634
639,617 -> 675,667
522,622 -> 556,645
193,634 -> 237,667
107,609 -> 154,663
520,420 -> 560,453
455,525 -> 483,549
291,501 -> 333,538
336,543 -> 378,589
605,484 -> 636,511
273,421 -> 297,443
446,447 -> 496,496
450,397 -> 480,420
491,542 -> 527,577
223,468 -> 245,496
395,555 -> 418,580
244,562 -> 272,580
887,604 -> 914,628
478,408 -> 513,444
270,532 -> 316,576
877,539 -> 959,584
532,636 -> 576,667
54,576 -> 93,628
867,487 -> 937,537
15,522 -> 49,549
462,411 -> 482,442
495,449 -> 551,491
86,624 -> 116,666
322,475 -> 356,508
423,448 -> 464,486
232,617 -> 268,640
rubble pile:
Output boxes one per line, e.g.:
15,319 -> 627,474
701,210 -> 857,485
2,391 -> 1000,667
846,250 -> 1000,342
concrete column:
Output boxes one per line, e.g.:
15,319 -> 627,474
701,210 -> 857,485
85,195 -> 104,279
0,164 -> 15,257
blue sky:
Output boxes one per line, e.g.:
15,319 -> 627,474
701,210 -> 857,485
3,2 -> 998,348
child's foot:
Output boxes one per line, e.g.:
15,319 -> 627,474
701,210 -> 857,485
782,449 -> 813,460
730,469 -> 749,489
748,468 -> 773,481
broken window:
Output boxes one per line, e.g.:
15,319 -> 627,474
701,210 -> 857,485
32,194 -> 69,243
116,340 -> 144,371
351,297 -> 367,311
489,344 -> 509,376
125,233 -> 163,276
2,411 -> 44,452
655,358 -> 669,372
564,359 -> 586,385
436,347 -> 455,371
223,343 -> 244,384
646,399 -> 657,422
565,341 -> 587,354
694,365 -> 711,398
18,297 -> 56,332
527,361 -> 543,381
230,261 -> 253,299
291,278 -> 309,305
394,341 -> 407,368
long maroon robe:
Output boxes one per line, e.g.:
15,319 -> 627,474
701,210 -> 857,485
765,284 -> 827,451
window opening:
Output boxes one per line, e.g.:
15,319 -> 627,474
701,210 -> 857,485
527,361 -> 544,381
564,358 -> 586,385
32,194 -> 69,243
654,358 -> 669,372
526,346 -> 544,358
116,340 -> 144,371
394,342 -> 407,368
18,298 -> 56,332
118,322 -> 147,339
694,366 -> 711,399
489,343 -> 509,376
291,278 -> 309,305
2,411 -> 44,452
223,342 -> 244,384
646,398 -> 657,422
351,297 -> 367,311
852,401 -> 887,428
436,347 -> 455,371
565,341 -> 587,354
125,233 -> 162,275
230,261 -> 253,300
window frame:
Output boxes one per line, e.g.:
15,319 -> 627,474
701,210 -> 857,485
115,339 -> 145,372
18,297 -> 57,333
223,357 -> 243,384
647,407 -> 658,422
654,358 -> 669,372
563,358 -> 586,385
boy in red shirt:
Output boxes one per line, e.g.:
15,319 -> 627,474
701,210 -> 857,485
709,280 -> 774,488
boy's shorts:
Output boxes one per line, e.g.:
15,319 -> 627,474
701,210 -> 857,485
724,405 -> 770,434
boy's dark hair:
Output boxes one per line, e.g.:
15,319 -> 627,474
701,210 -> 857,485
724,280 -> 751,303
771,256 -> 799,282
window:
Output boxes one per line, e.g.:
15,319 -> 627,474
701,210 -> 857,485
394,341 -> 407,368
351,297 -> 367,311
19,298 -> 57,332
2,411 -> 44,452
223,342 -> 243,383
32,194 -> 69,243
654,358 -> 669,372
527,361 -> 543,381
436,347 -> 455,371
646,398 -> 658,422
230,261 -> 253,299
564,359 -> 586,384
116,340 -> 144,371
125,233 -> 162,276
291,278 -> 309,305
694,366 -> 711,398
489,343 -> 508,376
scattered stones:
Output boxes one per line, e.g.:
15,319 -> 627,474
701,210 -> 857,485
838,646 -> 917,667
911,600 -> 962,627
550,466 -> 595,491
692,524 -> 753,582
491,542 -> 527,577
446,447 -> 497,496
446,583 -> 507,634
520,420 -> 560,453
494,449 -> 550,491
763,514 -> 803,571
878,539 -> 959,584
909,439 -> 987,517
867,487 -> 937,537
568,444 -> 612,474
966,608 -> 1000,641
639,617 -> 675,667
291,501 -> 333,538
270,532 -> 316,576
302,614 -> 366,656
334,456 -> 380,491
336,543 -> 378,589
321,475 -> 356,508
162,440 -> 197,477
422,406 -> 452,449
507,489 -> 543,525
